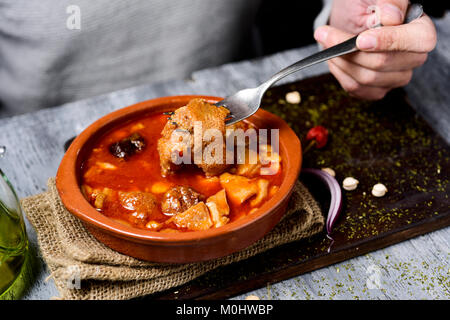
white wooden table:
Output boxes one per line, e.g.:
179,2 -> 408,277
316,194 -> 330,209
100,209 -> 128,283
1,13 -> 449,300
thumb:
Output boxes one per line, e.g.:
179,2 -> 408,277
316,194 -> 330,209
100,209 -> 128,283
356,15 -> 437,53
376,0 -> 408,26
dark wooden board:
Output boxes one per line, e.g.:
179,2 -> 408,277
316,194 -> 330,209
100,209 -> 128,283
145,73 -> 450,300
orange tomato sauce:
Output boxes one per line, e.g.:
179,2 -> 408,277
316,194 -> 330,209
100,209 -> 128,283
81,113 -> 283,231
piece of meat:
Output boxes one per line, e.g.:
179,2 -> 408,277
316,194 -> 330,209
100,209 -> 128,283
206,189 -> 230,228
157,98 -> 230,177
166,202 -> 213,231
161,186 -> 204,216
250,179 -> 269,206
94,192 -> 107,209
82,186 -> 113,210
258,144 -> 281,176
234,144 -> 281,177
219,173 -> 259,205
219,172 -> 269,207
224,121 -> 257,167
118,191 -> 157,225
235,162 -> 261,177
234,147 -> 261,178
109,133 -> 146,159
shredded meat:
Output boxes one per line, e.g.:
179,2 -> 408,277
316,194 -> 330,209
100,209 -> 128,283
157,98 -> 230,177
161,186 -> 204,216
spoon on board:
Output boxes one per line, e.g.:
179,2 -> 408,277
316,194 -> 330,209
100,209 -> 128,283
218,3 -> 424,125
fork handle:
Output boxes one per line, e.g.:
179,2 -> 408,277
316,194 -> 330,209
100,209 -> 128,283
260,3 -> 423,92
260,36 -> 358,92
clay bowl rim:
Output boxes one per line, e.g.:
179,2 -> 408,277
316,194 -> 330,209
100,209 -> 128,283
56,95 -> 302,246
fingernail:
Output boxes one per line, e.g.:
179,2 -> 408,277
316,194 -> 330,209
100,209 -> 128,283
314,27 -> 328,43
357,34 -> 377,50
382,4 -> 404,24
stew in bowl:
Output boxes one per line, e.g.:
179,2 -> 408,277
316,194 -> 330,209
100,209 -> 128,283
56,95 -> 301,262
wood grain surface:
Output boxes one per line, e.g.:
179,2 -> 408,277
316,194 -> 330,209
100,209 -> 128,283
145,73 -> 450,300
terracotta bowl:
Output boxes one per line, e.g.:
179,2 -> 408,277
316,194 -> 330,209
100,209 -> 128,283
56,95 -> 302,263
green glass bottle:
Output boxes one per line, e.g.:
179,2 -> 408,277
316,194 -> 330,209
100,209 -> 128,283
0,167 -> 30,300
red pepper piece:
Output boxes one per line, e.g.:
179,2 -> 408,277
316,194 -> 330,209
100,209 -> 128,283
306,126 -> 328,149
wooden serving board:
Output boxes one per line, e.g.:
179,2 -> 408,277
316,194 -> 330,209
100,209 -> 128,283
147,73 -> 450,300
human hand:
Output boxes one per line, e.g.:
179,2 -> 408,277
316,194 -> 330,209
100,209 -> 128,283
314,0 -> 437,100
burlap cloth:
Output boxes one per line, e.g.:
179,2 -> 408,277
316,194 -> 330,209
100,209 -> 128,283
21,178 -> 324,300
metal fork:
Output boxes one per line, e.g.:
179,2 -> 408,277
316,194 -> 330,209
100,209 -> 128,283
217,3 -> 423,125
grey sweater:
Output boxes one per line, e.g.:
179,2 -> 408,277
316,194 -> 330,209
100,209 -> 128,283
0,0 -> 333,117
0,0 -> 266,116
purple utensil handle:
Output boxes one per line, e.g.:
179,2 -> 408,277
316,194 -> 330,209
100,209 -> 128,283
301,168 -> 343,235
